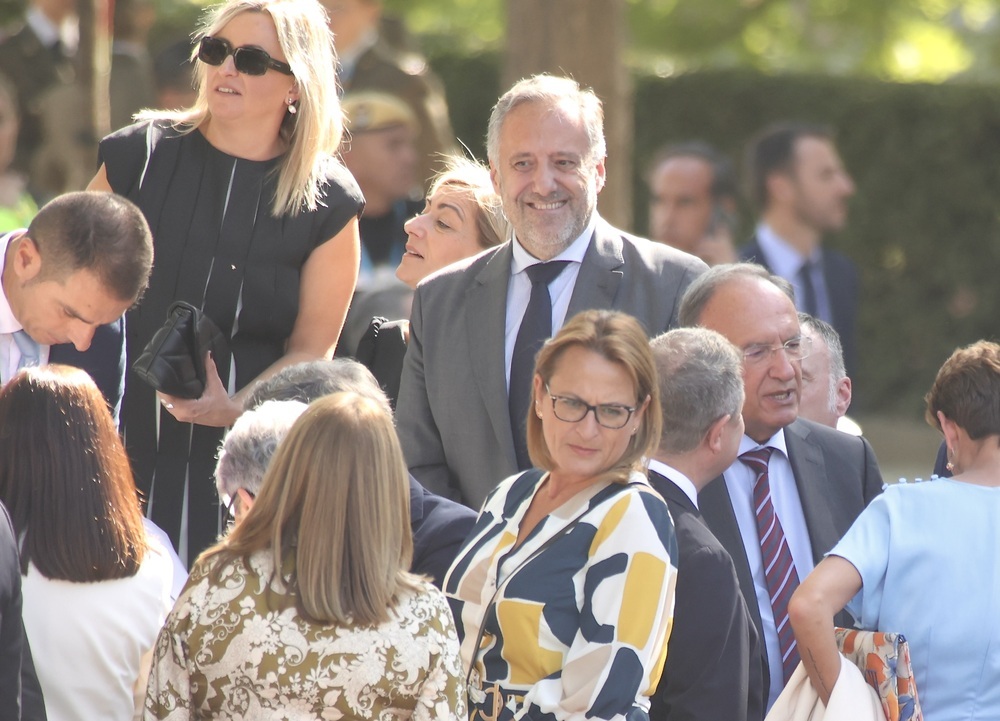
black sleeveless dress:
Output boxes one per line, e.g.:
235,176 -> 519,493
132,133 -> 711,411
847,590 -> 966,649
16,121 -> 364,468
99,121 -> 364,561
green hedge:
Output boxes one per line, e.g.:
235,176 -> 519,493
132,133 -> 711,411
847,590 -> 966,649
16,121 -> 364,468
431,53 -> 1000,415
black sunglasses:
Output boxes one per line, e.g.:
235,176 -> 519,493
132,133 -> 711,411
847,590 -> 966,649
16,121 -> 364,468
198,36 -> 293,76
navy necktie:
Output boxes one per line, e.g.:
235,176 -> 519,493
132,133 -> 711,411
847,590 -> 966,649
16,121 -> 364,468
509,261 -> 570,470
797,260 -> 818,317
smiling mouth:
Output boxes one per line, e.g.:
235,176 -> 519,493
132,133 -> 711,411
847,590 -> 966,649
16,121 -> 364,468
528,199 -> 567,211
403,246 -> 424,260
217,87 -> 240,95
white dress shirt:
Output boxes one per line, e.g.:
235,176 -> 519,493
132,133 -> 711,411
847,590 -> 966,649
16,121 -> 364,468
755,223 -> 832,324
647,458 -> 699,508
723,429 -> 814,710
503,215 -> 596,388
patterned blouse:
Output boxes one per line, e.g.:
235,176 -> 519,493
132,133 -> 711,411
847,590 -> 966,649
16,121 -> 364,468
444,470 -> 679,721
144,548 -> 467,720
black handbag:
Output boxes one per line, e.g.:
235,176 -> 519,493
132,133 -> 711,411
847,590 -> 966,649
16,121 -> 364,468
132,301 -> 230,399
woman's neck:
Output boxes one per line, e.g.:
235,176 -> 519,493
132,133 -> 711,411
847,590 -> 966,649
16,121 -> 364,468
951,436 -> 1000,487
199,117 -> 287,161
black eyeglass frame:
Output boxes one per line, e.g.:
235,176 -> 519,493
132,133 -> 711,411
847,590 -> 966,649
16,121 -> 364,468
198,36 -> 294,76
544,384 -> 637,430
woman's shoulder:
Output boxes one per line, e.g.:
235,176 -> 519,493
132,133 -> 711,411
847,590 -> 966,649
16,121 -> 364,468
317,156 -> 365,213
393,578 -> 459,631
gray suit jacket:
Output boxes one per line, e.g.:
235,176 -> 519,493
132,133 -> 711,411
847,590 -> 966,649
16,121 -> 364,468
698,418 -> 884,702
396,218 -> 706,508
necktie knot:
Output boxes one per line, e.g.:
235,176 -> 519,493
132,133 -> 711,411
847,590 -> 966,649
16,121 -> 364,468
524,260 -> 570,287
740,447 -> 773,475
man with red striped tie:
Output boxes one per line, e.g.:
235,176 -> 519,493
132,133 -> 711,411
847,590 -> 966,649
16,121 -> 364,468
677,262 -> 883,712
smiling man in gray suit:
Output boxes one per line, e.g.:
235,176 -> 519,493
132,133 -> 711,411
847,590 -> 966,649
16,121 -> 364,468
395,74 -> 706,508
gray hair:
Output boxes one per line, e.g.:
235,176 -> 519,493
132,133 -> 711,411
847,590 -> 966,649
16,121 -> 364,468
486,74 -> 606,168
650,328 -> 744,454
215,400 -> 308,499
244,358 -> 391,414
678,262 -> 795,328
798,312 -> 847,414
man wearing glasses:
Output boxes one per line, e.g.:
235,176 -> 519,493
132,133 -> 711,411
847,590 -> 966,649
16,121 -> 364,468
677,262 -> 882,714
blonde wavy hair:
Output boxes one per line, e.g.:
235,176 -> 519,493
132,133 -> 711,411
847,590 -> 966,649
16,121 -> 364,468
139,0 -> 343,216
200,391 -> 422,625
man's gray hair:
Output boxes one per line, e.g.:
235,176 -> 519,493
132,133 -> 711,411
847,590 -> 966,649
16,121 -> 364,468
678,262 -> 795,328
215,400 -> 308,500
244,358 -> 391,414
650,328 -> 744,455
486,74 -> 606,168
798,312 -> 847,415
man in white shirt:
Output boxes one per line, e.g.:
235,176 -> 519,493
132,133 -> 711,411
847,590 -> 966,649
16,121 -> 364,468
0,191 -> 153,413
678,262 -> 882,711
395,74 -> 706,507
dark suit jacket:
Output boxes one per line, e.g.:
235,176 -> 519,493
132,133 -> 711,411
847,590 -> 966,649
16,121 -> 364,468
396,218 -> 707,507
698,418 -> 883,702
49,318 -> 127,423
740,236 -> 859,379
647,470 -> 764,721
409,475 -> 477,589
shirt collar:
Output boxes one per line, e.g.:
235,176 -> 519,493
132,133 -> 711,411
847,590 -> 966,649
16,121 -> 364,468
337,28 -> 379,82
647,458 -> 699,508
26,6 -> 77,53
756,222 -> 820,276
510,214 -> 596,275
738,427 -> 789,459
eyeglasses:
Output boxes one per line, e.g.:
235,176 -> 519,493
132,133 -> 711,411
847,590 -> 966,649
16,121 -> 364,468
222,489 -> 256,527
742,336 -> 812,366
545,384 -> 636,430
198,36 -> 293,76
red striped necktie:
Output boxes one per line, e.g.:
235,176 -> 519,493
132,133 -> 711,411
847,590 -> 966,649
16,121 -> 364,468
740,447 -> 801,682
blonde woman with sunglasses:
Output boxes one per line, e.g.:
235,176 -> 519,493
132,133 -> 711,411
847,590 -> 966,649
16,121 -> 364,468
88,0 -> 363,564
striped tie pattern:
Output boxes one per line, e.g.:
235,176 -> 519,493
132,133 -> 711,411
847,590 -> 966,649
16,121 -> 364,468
740,447 -> 801,683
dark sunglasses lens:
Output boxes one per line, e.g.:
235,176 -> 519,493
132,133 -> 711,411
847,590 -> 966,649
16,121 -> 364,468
198,37 -> 228,66
234,49 -> 270,76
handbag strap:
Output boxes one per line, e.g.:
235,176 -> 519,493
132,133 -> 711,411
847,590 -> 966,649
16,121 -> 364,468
463,475 -> 641,687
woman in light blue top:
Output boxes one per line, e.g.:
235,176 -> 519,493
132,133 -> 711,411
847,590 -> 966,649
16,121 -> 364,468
789,340 -> 1000,721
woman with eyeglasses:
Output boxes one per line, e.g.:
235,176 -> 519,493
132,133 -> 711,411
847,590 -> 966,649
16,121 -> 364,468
0,366 -> 174,720
87,0 -> 363,563
444,309 -> 679,721
145,391 -> 466,719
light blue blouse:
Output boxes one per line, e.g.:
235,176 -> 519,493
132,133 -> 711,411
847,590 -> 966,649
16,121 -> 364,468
830,478 -> 1000,721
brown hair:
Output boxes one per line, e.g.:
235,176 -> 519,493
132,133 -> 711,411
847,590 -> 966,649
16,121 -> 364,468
526,310 -> 661,482
925,340 -> 1000,441
0,366 -> 146,580
200,391 -> 421,625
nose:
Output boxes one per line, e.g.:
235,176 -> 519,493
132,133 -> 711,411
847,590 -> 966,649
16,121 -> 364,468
768,347 -> 797,381
575,407 -> 603,438
531,162 -> 558,195
219,53 -> 239,76
68,323 -> 97,352
404,213 -> 426,238
839,171 -> 855,197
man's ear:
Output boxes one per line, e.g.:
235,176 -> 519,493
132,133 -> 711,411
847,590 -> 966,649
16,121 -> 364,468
11,235 -> 43,282
834,377 -> 852,418
705,413 -> 731,454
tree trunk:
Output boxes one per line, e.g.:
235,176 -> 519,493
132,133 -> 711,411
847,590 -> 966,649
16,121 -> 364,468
503,0 -> 633,230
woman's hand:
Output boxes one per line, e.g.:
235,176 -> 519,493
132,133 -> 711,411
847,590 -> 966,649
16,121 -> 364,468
157,353 -> 242,428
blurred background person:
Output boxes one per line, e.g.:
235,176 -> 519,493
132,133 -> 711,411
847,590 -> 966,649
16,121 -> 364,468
337,90 -> 421,354
321,0 -> 456,190
241,357 -> 477,588
109,0 -> 157,131
214,398 -> 307,526
646,141 -> 739,266
790,340 -> 1000,721
0,76 -> 38,232
0,365 -> 174,721
0,0 -> 77,197
152,39 -> 197,111
445,309 -> 677,721
797,312 -> 861,435
353,155 -> 507,404
89,0 -> 364,563
145,391 -> 466,719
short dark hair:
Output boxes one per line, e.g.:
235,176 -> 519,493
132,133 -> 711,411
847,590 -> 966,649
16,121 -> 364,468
647,141 -> 739,206
925,340 -> 1000,441
746,122 -> 833,210
243,358 -> 390,413
678,262 -> 794,328
27,191 -> 153,303
0,365 -> 146,581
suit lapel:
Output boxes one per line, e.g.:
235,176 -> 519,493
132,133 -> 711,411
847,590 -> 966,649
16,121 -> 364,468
466,244 -> 518,470
566,220 -> 623,319
784,420 -> 840,564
